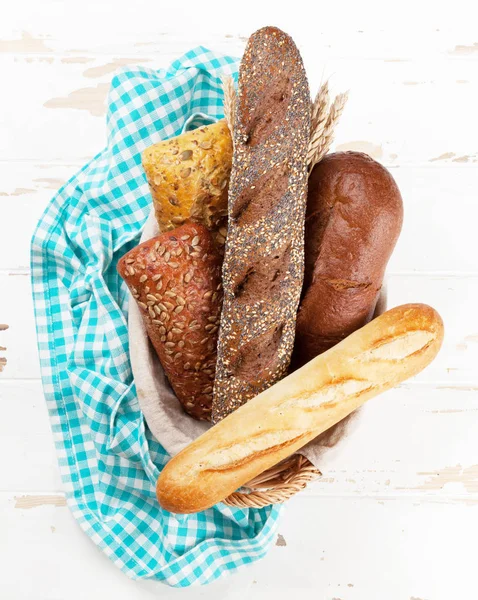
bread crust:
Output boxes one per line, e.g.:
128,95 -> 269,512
118,223 -> 223,420
292,151 -> 403,368
212,26 -> 310,421
142,121 -> 232,248
157,303 -> 444,513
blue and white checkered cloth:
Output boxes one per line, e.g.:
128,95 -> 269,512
30,47 -> 281,587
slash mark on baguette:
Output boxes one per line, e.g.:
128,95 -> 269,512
243,77 -> 292,146
231,163 -> 289,225
278,379 -> 373,411
361,330 -> 435,361
232,244 -> 291,303
229,324 -> 284,384
321,278 -> 373,291
203,431 -> 310,472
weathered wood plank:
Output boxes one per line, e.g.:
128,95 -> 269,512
2,380 -> 477,499
1,163 -> 476,273
1,273 -> 476,382
0,54 -> 476,162
1,491 -> 476,599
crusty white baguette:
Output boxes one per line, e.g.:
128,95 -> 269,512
156,304 -> 444,513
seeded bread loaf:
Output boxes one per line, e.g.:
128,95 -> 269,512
292,152 -> 403,369
142,121 -> 232,248
118,223 -> 223,420
157,303 -> 444,513
212,27 -> 310,422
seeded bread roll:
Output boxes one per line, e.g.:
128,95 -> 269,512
157,303 -> 444,513
212,27 -> 310,422
142,121 -> 232,248
118,223 -> 223,420
292,152 -> 403,369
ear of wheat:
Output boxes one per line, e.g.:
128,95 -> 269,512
308,83 -> 348,174
222,76 -> 237,135
222,74 -> 347,173
307,81 -> 330,164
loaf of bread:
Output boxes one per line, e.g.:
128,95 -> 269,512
292,152 -> 403,369
212,26 -> 310,422
142,121 -> 232,247
117,223 -> 223,420
157,303 -> 444,513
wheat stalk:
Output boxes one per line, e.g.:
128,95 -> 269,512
222,75 -> 346,170
308,85 -> 348,174
310,81 -> 329,126
307,81 -> 330,165
222,75 -> 237,135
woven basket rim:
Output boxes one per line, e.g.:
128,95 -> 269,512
220,291 -> 387,509
223,454 -> 321,508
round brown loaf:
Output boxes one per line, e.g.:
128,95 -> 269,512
292,151 -> 403,369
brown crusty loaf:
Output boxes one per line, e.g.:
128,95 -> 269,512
117,223 -> 223,420
292,152 -> 403,369
142,121 -> 232,248
212,26 -> 310,422
157,303 -> 444,513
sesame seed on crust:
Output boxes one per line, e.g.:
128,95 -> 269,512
212,27 -> 310,422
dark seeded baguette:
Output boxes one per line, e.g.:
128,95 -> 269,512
118,223 -> 223,420
212,27 -> 310,422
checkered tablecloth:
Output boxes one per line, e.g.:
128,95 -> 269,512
30,47 -> 281,587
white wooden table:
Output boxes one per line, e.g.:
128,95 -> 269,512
1,1 -> 477,598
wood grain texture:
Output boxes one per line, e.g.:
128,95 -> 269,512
2,381 -> 477,503
1,1 -> 477,596
0,381 -> 61,491
1,55 -> 477,163
2,493 -> 477,599
14,495 -> 67,509
2,273 -> 477,383
2,164 -> 477,273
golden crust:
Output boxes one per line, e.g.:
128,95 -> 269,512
156,303 -> 444,513
142,121 -> 232,246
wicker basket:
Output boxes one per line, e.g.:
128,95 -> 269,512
223,455 -> 321,508
132,86 -> 353,510
217,80 -> 350,509
221,285 -> 388,509
129,211 -> 323,509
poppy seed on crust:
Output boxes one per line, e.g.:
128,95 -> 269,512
212,27 -> 310,422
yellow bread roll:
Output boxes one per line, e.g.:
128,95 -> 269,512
156,304 -> 444,513
142,120 -> 232,246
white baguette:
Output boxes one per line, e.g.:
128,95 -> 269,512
156,304 -> 444,513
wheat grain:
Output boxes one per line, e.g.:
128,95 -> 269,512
308,89 -> 348,173
310,81 -> 329,132
307,81 -> 330,165
222,75 -> 237,134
